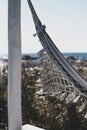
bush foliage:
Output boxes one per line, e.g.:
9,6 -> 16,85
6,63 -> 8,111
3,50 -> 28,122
0,63 -> 87,130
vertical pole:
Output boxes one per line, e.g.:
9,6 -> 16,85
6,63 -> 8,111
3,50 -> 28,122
8,0 -> 22,130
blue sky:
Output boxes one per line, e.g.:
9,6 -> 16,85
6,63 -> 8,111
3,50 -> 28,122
0,0 -> 87,54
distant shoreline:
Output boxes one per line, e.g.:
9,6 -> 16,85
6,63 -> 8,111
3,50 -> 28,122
0,52 -> 87,59
62,52 -> 87,59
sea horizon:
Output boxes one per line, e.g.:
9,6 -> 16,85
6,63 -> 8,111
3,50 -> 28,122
0,52 -> 87,59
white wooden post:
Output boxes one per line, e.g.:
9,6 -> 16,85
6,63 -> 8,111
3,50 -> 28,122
8,0 -> 22,130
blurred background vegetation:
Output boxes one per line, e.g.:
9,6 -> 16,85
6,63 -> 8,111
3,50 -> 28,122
0,59 -> 87,130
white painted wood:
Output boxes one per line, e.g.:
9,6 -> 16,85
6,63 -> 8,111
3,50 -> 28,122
22,124 -> 45,130
8,0 -> 22,130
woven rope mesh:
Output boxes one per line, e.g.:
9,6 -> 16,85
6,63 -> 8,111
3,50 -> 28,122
38,49 -> 87,115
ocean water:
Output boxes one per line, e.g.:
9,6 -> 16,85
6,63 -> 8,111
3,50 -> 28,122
0,53 -> 38,59
62,52 -> 87,59
0,52 -> 87,59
